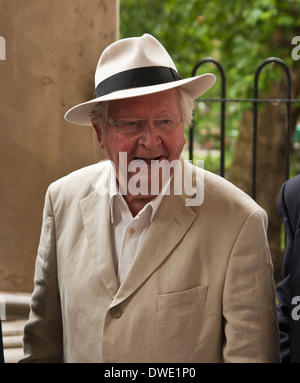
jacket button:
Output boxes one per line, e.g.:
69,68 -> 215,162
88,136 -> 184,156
110,306 -> 122,318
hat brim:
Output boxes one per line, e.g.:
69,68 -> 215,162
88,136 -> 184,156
64,73 -> 216,126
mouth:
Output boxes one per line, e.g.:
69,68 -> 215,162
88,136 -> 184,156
133,156 -> 164,166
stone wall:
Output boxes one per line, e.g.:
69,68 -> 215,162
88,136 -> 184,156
0,0 -> 118,293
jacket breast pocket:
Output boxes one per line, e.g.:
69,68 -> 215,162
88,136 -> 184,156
158,285 -> 207,310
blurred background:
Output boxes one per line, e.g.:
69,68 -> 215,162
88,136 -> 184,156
1,0 -> 300,361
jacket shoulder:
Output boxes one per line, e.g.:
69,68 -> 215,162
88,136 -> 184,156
279,174 -> 300,233
48,160 -> 110,199
200,168 -> 264,216
281,174 -> 300,202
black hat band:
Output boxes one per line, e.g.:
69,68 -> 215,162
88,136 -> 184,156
96,66 -> 182,98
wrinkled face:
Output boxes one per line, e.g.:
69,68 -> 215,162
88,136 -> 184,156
95,88 -> 186,197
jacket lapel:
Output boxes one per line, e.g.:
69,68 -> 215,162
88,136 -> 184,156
80,163 -> 120,299
112,190 -> 196,306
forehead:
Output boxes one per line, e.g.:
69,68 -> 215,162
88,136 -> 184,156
108,88 -> 181,116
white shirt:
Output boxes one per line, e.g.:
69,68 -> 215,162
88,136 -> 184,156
108,163 -> 166,283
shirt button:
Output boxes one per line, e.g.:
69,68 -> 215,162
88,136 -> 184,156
129,227 -> 136,235
110,306 -> 122,318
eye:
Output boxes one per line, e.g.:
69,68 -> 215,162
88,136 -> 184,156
155,118 -> 176,129
119,120 -> 139,128
161,118 -> 173,125
117,119 -> 142,132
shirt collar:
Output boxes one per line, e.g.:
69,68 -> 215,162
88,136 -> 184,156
108,161 -> 170,224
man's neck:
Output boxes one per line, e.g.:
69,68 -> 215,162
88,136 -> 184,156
123,194 -> 156,217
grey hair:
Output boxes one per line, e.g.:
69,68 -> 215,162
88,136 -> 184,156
90,101 -> 109,131
89,88 -> 195,131
177,88 -> 196,127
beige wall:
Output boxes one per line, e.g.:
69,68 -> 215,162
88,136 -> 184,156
0,0 -> 119,293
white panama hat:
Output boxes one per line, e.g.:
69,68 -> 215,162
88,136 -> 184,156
64,33 -> 216,126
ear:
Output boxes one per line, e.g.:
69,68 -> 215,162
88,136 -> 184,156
92,121 -> 105,149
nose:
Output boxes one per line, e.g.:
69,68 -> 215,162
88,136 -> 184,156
137,122 -> 161,149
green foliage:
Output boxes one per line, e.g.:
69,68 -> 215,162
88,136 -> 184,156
120,0 -> 300,97
120,0 -> 300,172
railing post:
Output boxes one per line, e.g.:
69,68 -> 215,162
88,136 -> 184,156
189,58 -> 226,177
252,57 -> 291,200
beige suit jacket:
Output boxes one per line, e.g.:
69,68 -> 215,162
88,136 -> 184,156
21,159 -> 279,363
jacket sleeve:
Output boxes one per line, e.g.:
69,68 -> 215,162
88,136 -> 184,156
20,187 -> 63,362
276,181 -> 292,362
222,207 -> 280,362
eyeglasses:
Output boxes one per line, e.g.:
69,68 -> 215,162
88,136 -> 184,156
107,117 -> 183,136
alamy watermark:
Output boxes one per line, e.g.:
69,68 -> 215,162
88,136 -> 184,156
291,296 -> 300,320
291,36 -> 300,61
94,153 -> 205,206
0,36 -> 6,60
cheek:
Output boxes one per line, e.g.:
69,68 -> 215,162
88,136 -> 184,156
101,131 -> 136,165
179,130 -> 187,149
165,130 -> 186,159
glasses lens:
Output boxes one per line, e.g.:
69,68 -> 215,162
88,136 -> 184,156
109,117 -> 182,135
117,119 -> 144,134
154,118 -> 179,130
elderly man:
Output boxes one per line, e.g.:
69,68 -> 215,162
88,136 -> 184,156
21,34 -> 279,363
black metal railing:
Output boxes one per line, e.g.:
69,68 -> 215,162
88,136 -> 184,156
189,58 -> 226,178
189,57 -> 298,200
